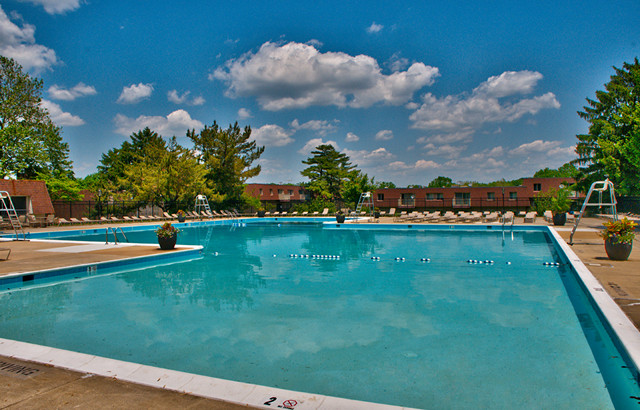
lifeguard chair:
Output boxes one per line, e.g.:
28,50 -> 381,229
569,179 -> 617,245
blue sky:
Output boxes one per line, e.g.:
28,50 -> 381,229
2,0 -> 639,186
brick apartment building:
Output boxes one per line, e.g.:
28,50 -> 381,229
246,178 -> 576,212
372,177 -> 577,211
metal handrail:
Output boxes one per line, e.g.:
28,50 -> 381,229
105,227 -> 128,244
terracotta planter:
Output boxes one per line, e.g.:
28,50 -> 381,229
336,214 -> 346,223
604,238 -> 632,261
552,213 -> 567,226
158,233 -> 177,250
257,210 -> 266,217
177,215 -> 186,223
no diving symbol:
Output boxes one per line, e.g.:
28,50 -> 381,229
280,399 -> 297,409
264,397 -> 297,409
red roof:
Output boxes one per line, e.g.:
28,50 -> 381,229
0,179 -> 55,214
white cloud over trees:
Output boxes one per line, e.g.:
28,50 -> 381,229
409,70 -> 560,131
212,41 -> 439,111
0,6 -> 57,72
114,109 -> 203,136
41,100 -> 84,126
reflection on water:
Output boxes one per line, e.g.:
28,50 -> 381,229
0,225 -> 632,409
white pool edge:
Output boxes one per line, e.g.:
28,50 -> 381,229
0,338 -> 414,409
547,226 -> 640,379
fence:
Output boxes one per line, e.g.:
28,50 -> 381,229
52,200 -> 176,220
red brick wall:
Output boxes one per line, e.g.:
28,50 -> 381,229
0,180 -> 55,215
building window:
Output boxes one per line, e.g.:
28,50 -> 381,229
426,193 -> 443,200
269,189 -> 273,196
259,189 -> 263,195
509,192 -> 517,200
533,183 -> 542,191
288,189 -> 293,195
278,189 -> 283,194
401,193 -> 415,207
454,192 -> 470,207
377,193 -> 384,201
487,192 -> 495,200
299,190 -> 304,195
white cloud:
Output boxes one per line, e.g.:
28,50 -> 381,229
290,119 -> 339,136
212,41 -> 439,110
114,109 -> 203,136
344,147 -> 395,166
422,143 -> 465,159
388,160 -> 440,171
41,99 -> 84,126
117,83 -> 154,104
251,124 -> 294,147
511,139 -> 561,155
375,129 -> 393,140
167,89 -> 205,106
409,70 -> 560,131
19,0 -> 82,14
238,108 -> 252,119
366,22 -> 384,33
417,129 -> 474,145
48,82 -> 96,100
298,138 -> 339,155
345,132 -> 359,142
0,6 -> 57,72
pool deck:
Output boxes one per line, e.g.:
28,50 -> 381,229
0,216 -> 638,408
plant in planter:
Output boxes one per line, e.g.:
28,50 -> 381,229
549,187 -> 572,226
335,210 -> 346,223
156,222 -> 181,250
598,218 -> 637,260
176,210 -> 186,222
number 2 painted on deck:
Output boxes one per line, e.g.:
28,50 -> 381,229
264,397 -> 277,406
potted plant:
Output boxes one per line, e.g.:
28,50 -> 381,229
336,210 -> 346,223
177,210 -> 186,223
257,207 -> 266,217
550,187 -> 572,226
598,217 -> 637,261
156,222 -> 180,250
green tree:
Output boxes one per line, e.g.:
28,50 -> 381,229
427,176 -> 453,188
376,181 -> 396,189
98,127 -> 166,184
188,121 -> 264,206
0,56 -> 72,178
534,163 -> 578,178
342,170 -> 376,208
574,58 -> 640,195
301,144 -> 356,203
121,137 -> 210,212
38,172 -> 84,201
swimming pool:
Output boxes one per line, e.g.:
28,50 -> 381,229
1,221 -> 639,409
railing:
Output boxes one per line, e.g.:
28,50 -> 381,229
375,197 -> 533,211
105,227 -> 128,244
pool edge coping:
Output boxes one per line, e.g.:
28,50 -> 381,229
547,226 -> 640,381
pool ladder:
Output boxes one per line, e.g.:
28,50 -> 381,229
105,227 -> 128,244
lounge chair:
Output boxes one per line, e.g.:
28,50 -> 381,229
280,211 -> 288,217
80,217 -> 95,224
524,212 -> 536,223
301,211 -> 308,216
321,208 -> 329,215
163,212 -> 174,219
57,217 -> 72,226
312,211 -> 319,216
388,208 -> 396,218
123,216 -> 134,222
543,210 -> 553,223
70,217 -> 83,224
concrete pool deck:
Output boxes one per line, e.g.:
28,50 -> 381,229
0,216 -> 638,408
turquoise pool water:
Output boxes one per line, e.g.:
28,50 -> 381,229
1,223 -> 639,408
